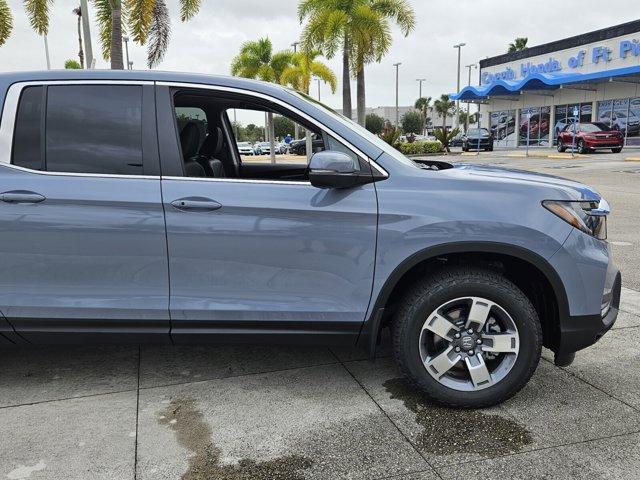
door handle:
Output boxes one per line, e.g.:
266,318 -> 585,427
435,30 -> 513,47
171,197 -> 222,212
1,191 -> 46,204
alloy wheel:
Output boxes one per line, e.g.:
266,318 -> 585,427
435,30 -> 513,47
418,296 -> 520,391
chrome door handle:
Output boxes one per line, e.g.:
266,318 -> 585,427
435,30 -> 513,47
171,197 -> 222,212
1,191 -> 46,204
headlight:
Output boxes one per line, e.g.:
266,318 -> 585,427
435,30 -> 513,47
542,199 -> 608,240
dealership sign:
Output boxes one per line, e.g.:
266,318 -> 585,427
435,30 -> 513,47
481,38 -> 640,85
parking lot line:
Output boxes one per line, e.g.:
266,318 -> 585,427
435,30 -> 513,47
626,156 -> 640,162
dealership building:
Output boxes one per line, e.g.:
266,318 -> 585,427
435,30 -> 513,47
451,20 -> 640,148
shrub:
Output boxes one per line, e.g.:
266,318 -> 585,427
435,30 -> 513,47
398,140 -> 444,155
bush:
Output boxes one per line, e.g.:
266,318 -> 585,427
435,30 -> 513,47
365,113 -> 385,134
398,140 -> 444,155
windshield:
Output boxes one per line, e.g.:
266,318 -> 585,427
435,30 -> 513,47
467,128 -> 489,136
237,142 -> 251,147
285,89 -> 419,168
581,123 -> 611,132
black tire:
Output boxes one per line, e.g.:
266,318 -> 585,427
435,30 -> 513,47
391,267 -> 542,408
612,147 -> 622,153
577,139 -> 589,154
557,141 -> 566,153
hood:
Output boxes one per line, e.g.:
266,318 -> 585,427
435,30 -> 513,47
450,163 -> 601,201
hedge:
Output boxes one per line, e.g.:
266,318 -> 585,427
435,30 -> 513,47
398,140 -> 444,155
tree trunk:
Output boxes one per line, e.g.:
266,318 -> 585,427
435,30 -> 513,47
342,36 -> 352,120
110,7 -> 124,70
356,66 -> 365,126
77,14 -> 84,69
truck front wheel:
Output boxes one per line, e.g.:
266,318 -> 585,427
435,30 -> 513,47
391,267 -> 542,408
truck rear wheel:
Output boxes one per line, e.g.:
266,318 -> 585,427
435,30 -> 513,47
391,267 -> 542,408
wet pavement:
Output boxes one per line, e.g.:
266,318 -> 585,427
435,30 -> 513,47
1,152 -> 639,479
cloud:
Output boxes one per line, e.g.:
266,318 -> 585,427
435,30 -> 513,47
1,0 -> 637,109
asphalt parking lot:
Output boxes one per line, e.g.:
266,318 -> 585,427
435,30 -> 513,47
1,150 -> 639,480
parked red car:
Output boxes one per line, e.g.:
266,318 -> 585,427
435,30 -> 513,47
557,122 -> 624,154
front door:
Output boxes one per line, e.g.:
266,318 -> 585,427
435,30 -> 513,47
0,83 -> 170,343
158,87 -> 378,344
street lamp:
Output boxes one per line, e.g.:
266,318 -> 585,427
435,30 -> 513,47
128,61 -> 134,70
464,64 -> 476,131
453,43 -> 466,128
291,41 -> 300,53
416,78 -> 426,99
315,78 -> 321,101
394,62 -> 402,128
123,36 -> 131,70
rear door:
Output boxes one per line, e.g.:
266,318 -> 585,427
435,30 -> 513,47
0,82 -> 170,343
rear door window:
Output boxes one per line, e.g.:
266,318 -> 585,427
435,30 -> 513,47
45,85 -> 144,175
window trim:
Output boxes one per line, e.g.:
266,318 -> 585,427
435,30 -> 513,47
0,80 -> 158,180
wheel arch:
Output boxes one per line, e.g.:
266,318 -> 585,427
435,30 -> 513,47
357,241 -> 569,358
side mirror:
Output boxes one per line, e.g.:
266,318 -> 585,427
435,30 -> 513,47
308,151 -> 362,189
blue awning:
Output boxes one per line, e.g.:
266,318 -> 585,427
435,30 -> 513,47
450,64 -> 640,101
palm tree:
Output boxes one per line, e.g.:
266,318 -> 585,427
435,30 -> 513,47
298,0 -> 359,121
508,37 -> 528,53
414,96 -> 431,135
0,0 -> 12,47
352,0 -> 415,126
299,0 -> 415,125
93,0 -> 202,69
231,37 -> 294,83
72,6 -> 84,68
433,94 -> 455,131
281,49 -> 337,95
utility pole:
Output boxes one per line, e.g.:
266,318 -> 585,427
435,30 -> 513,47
464,64 -> 476,132
394,62 -> 402,129
316,78 -> 321,101
453,43 -> 466,128
80,0 -> 94,68
416,78 -> 426,99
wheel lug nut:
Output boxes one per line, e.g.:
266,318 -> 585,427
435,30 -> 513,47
467,329 -> 474,334
455,347 -> 461,352
454,333 -> 461,339
469,350 -> 475,356
476,339 -> 482,344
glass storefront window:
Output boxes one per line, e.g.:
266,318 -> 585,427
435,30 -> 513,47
519,106 -> 550,146
598,97 -> 640,146
489,109 -> 517,147
553,103 -> 591,144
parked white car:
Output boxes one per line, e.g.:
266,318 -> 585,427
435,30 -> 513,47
236,141 -> 254,155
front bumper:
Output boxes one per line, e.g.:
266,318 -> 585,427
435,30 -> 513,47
556,267 -> 621,355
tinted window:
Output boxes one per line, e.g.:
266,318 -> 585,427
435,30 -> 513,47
46,85 -> 143,174
13,86 -> 43,170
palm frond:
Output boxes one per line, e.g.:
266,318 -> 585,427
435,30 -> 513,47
124,0 -> 154,43
370,0 -> 416,35
23,0 -> 51,35
92,0 -> 113,60
146,0 -> 170,67
310,61 -> 337,93
0,0 -> 13,47
179,0 -> 199,21
270,49 -> 294,83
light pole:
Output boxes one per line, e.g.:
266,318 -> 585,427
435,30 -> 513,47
123,36 -> 131,70
291,41 -> 300,53
394,62 -> 402,129
416,78 -> 426,99
43,35 -> 51,70
315,78 -> 321,101
464,64 -> 476,131
453,43 -> 466,128
128,61 -> 134,70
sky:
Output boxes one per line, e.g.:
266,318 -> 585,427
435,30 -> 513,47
0,0 -> 636,110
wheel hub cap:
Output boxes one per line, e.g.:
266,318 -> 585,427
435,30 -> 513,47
418,296 -> 520,392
